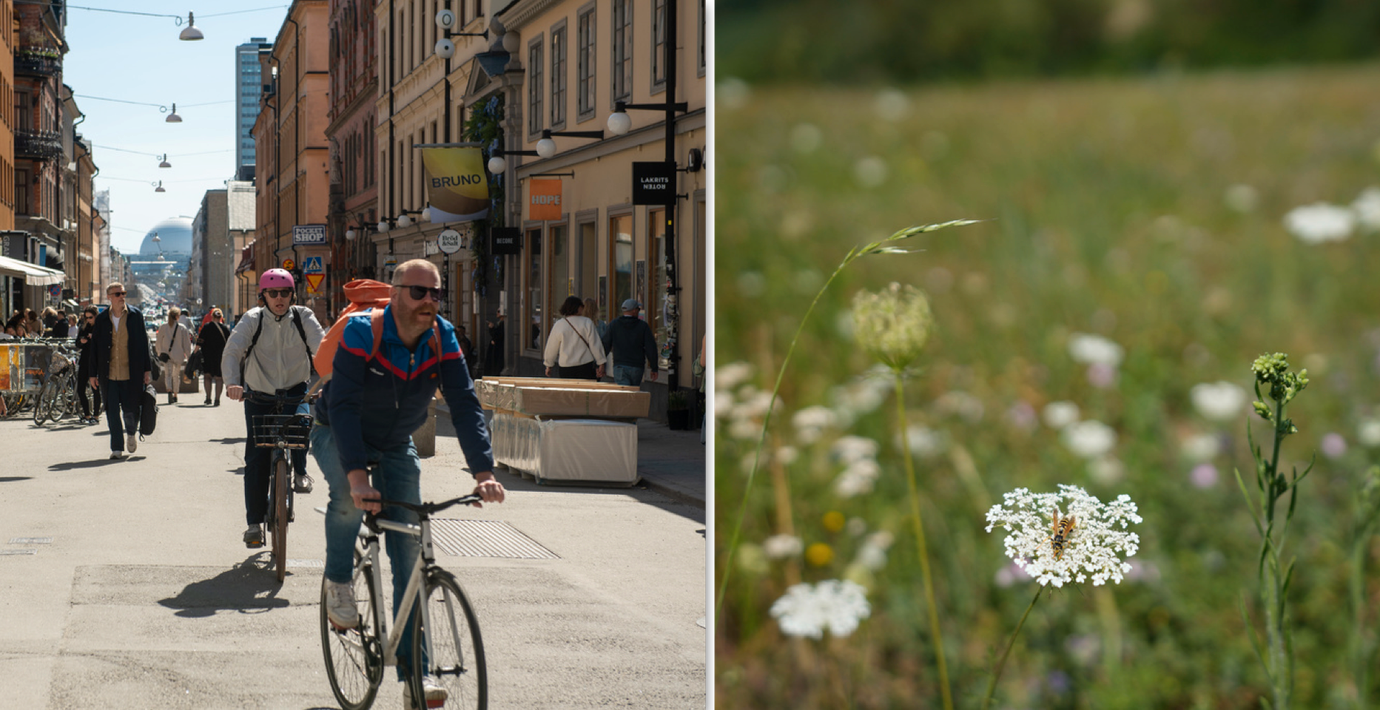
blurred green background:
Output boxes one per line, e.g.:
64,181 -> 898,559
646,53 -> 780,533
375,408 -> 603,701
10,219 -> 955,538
714,3 -> 1380,708
718,0 -> 1380,84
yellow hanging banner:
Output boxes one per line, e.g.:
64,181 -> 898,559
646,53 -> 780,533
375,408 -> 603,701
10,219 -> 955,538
421,147 -> 490,223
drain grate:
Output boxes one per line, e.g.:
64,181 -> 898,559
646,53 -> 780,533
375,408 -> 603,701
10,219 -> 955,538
429,519 -> 559,559
288,559 -> 325,568
1,549 -> 37,555
9,537 -> 52,544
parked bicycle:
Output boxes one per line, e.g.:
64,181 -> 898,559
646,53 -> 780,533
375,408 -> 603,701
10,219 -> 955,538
248,391 -> 313,583
319,494 -> 487,710
33,341 -> 83,426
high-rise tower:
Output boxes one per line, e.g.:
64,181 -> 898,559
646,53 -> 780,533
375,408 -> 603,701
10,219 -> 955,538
234,38 -> 269,178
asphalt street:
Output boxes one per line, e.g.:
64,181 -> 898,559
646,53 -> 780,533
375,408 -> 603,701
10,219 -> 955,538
0,393 -> 706,709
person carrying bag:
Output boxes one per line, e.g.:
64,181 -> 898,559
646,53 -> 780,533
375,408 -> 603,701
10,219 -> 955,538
542,296 -> 606,380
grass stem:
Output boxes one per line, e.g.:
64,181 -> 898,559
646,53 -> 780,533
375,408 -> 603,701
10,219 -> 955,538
982,585 -> 1044,710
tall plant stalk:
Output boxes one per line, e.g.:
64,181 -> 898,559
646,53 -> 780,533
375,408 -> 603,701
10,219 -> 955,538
1235,353 -> 1312,710
715,220 -> 976,616
982,586 -> 1043,710
895,373 -> 953,710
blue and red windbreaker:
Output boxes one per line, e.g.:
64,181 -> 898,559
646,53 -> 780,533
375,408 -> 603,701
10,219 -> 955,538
317,305 -> 494,477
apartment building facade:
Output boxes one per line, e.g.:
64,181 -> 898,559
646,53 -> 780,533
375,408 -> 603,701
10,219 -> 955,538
325,0 -> 379,314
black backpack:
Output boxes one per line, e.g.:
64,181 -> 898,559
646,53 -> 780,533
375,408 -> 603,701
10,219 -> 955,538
240,307 -> 315,386
139,384 -> 158,438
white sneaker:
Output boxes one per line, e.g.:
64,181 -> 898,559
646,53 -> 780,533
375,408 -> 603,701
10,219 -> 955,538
109,451 -> 125,460
404,676 -> 449,710
126,434 -> 138,454
323,579 -> 359,629
293,473 -> 314,493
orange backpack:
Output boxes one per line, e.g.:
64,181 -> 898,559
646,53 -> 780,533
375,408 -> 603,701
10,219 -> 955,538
313,279 -> 441,380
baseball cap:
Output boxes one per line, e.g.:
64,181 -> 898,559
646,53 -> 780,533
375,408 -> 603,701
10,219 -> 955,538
621,298 -> 643,311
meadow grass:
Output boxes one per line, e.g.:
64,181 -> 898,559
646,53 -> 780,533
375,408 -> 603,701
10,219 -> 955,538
715,64 -> 1380,708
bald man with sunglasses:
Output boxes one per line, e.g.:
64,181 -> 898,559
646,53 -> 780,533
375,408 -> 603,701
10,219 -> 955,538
310,258 -> 502,706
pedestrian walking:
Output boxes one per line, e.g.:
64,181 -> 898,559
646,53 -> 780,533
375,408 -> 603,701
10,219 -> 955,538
222,269 -> 325,547
26,309 -> 42,338
156,307 -> 194,404
88,283 -> 152,459
584,297 -> 607,340
484,311 -> 505,377
456,324 -> 476,379
196,308 -> 231,405
52,309 -> 71,338
75,305 -> 102,424
543,295 -> 606,380
601,298 -> 658,386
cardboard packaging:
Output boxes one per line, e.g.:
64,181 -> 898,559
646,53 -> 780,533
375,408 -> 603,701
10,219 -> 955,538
492,413 -> 638,486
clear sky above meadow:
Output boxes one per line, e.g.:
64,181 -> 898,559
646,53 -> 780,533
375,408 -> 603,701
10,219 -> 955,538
62,2 -> 289,253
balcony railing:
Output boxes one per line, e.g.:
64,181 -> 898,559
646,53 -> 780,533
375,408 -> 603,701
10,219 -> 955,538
14,51 -> 61,77
16,129 -> 63,159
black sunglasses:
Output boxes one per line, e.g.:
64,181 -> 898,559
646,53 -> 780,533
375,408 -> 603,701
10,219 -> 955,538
401,285 -> 444,302
109,291 -> 126,297
263,288 -> 293,299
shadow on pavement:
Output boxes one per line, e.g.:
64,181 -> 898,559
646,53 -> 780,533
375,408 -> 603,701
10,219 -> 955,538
0,476 -> 32,482
48,456 -> 138,470
158,554 -> 290,618
208,437 -> 246,445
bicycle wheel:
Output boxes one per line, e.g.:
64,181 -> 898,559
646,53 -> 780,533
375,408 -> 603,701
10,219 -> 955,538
32,380 -> 54,425
321,548 -> 384,710
270,455 -> 290,583
412,569 -> 487,709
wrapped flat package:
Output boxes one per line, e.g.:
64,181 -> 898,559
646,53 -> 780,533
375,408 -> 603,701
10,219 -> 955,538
492,413 -> 638,486
476,377 -> 649,418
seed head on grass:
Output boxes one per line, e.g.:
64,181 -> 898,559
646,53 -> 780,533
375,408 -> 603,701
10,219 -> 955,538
985,485 -> 1143,588
851,282 -> 933,373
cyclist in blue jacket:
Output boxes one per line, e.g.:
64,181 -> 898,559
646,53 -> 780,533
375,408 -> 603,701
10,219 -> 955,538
311,258 -> 504,708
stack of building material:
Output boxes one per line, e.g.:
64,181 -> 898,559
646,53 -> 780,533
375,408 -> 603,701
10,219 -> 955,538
477,377 -> 646,486
475,377 -> 649,419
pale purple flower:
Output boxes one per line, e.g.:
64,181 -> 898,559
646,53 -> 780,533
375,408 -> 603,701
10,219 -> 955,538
1322,432 -> 1347,460
1087,363 -> 1118,389
1190,463 -> 1219,489
1005,401 -> 1038,432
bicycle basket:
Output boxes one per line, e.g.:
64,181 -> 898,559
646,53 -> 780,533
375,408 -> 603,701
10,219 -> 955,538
47,352 -> 70,374
252,414 -> 313,449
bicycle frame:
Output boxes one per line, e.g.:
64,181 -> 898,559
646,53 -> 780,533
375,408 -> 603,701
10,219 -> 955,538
356,513 -> 440,668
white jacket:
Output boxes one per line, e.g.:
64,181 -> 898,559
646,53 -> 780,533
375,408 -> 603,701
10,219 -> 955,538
156,321 -> 193,364
542,315 -> 607,368
221,305 -> 324,392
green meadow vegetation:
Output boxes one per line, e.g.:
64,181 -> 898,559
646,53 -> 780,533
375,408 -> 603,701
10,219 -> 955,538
714,64 -> 1380,708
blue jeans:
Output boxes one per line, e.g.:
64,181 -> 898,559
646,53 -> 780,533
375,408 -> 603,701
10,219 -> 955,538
102,378 -> 141,452
612,364 -> 644,387
242,384 -> 310,526
311,421 -> 424,678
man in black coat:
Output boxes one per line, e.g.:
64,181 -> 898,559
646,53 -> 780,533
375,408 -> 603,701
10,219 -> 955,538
601,299 -> 659,387
88,283 -> 152,459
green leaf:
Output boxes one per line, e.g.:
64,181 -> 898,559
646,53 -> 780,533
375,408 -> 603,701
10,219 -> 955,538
1240,592 -> 1270,680
1282,557 -> 1296,601
1234,467 -> 1264,537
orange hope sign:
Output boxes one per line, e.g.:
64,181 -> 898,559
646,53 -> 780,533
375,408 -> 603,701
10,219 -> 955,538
529,178 -> 562,221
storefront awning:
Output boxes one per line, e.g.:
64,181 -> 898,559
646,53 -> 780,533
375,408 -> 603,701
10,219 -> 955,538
0,254 -> 65,285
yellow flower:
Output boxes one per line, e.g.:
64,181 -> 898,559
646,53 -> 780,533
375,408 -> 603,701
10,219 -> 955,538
822,511 -> 846,533
806,542 -> 835,567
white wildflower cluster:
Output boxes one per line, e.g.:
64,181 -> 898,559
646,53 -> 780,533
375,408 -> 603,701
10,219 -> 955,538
792,406 -> 838,445
763,534 -> 804,559
853,530 -> 894,571
1190,381 -> 1246,422
833,435 -> 882,498
714,362 -> 784,442
1068,333 -> 1124,367
898,424 -> 947,460
1042,401 -> 1081,429
770,579 -> 872,639
1355,187 -> 1380,232
1062,420 -> 1117,460
985,485 -> 1142,588
1358,417 -> 1380,448
1285,202 -> 1357,244
851,282 -> 934,372
827,366 -> 895,427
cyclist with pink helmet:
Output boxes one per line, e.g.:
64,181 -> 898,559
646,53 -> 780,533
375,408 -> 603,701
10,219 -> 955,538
221,268 -> 326,547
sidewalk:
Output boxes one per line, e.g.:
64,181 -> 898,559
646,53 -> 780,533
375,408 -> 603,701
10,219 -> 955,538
634,419 -> 706,509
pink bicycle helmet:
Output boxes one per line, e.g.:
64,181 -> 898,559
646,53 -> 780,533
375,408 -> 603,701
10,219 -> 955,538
259,268 -> 295,290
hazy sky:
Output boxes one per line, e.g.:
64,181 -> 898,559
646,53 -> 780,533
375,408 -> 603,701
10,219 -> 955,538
62,2 -> 290,254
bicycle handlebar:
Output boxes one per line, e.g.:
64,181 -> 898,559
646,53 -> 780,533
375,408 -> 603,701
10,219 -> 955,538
362,495 -> 483,518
